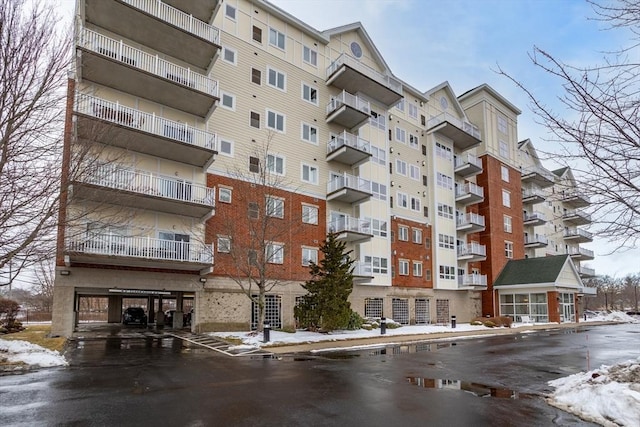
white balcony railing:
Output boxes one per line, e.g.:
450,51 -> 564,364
561,191 -> 591,204
523,211 -> 546,222
78,28 -> 219,97
327,172 -> 372,194
522,187 -> 545,199
458,274 -> 487,287
83,164 -> 215,206
563,209 -> 592,222
427,112 -> 481,140
66,233 -> 214,264
456,212 -> 485,228
457,242 -> 486,257
352,261 -> 373,276
455,182 -> 484,199
122,0 -> 220,45
578,266 -> 596,276
326,90 -> 371,116
326,53 -> 403,94
522,166 -> 555,183
525,234 -> 548,245
327,131 -> 371,154
76,93 -> 217,151
569,247 -> 595,258
564,228 -> 593,240
454,153 -> 482,170
328,217 -> 372,235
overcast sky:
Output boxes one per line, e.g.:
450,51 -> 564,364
51,0 -> 637,278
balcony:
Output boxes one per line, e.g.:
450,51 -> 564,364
65,233 -> 213,273
562,209 -> 592,225
326,131 -> 372,166
326,53 -> 403,107
85,0 -> 221,69
457,242 -> 487,261
578,265 -> 596,278
458,274 -> 488,288
569,247 -> 595,261
456,212 -> 486,233
522,187 -> 546,205
524,234 -> 549,248
454,154 -> 483,177
75,93 -> 217,168
72,164 -> 215,220
426,113 -> 481,151
455,182 -> 484,205
561,191 -> 590,208
162,0 -> 221,22
326,90 -> 371,129
77,28 -> 219,118
521,167 -> 555,188
329,217 -> 373,243
327,173 -> 372,204
352,261 -> 374,282
564,228 -> 594,243
523,211 -> 546,226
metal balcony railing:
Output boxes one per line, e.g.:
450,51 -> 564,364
458,274 -> 487,287
523,212 -> 546,222
82,163 -> 215,206
569,247 -> 595,258
427,112 -> 481,140
78,28 -> 219,96
524,234 -> 548,245
66,233 -> 214,263
328,217 -> 372,235
457,242 -> 486,257
455,182 -> 484,199
326,53 -> 403,94
327,131 -> 371,154
327,172 -> 372,194
564,228 -> 593,240
76,93 -> 217,151
563,209 -> 592,222
522,166 -> 555,183
578,266 -> 596,276
352,261 -> 373,276
456,212 -> 485,228
122,0 -> 220,44
326,90 -> 370,116
454,153 -> 482,169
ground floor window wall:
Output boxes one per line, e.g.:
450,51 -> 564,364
499,292 -> 548,322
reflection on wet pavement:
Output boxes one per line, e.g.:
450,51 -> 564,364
406,376 -> 535,399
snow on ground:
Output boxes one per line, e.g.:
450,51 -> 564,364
547,357 -> 640,427
0,339 -> 67,368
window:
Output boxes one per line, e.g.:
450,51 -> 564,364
504,215 -> 512,233
499,140 -> 509,158
395,99 -> 405,112
266,154 -> 284,175
425,269 -> 432,281
366,217 -> 388,237
223,47 -> 236,65
266,243 -> 284,264
435,142 -> 452,160
409,165 -> 420,181
399,259 -> 409,276
250,111 -> 260,128
398,226 -> 409,241
501,165 -> 509,182
365,256 -> 388,274
438,234 -> 455,249
409,134 -> 419,149
252,26 -> 262,43
217,236 -> 231,253
219,187 -> 232,203
365,297 -> 384,317
397,192 -> 408,208
502,189 -> 511,207
369,110 -> 386,130
395,127 -> 406,143
266,196 -> 284,218
225,4 -> 236,19
371,181 -> 387,201
302,205 -> 318,225
412,228 -> 422,244
267,67 -> 286,91
299,124 -> 318,145
249,156 -> 260,173
413,261 -> 423,277
301,163 -> 318,184
303,46 -> 317,66
371,145 -> 386,165
395,159 -> 407,176
437,173 -> 453,189
498,116 -> 508,134
251,68 -> 261,85
219,139 -> 233,157
439,265 -> 455,280
302,83 -> 318,105
408,103 -> 418,119
505,241 -> 514,259
221,92 -> 235,110
269,28 -> 285,49
302,247 -> 318,266
410,196 -> 421,212
266,110 -> 285,132
248,202 -> 259,219
437,203 -> 454,219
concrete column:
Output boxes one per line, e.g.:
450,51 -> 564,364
51,285 -> 76,337
147,296 -> 155,323
107,295 -> 123,323
174,292 -> 184,329
156,296 -> 165,326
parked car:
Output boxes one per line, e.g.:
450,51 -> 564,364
164,309 -> 176,326
122,307 -> 147,326
626,311 -> 640,316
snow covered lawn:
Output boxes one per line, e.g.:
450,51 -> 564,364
0,339 -> 68,370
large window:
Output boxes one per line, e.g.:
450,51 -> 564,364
371,181 -> 387,200
302,204 -> 318,225
267,67 -> 286,91
266,242 -> 284,264
437,173 -> 453,189
251,295 -> 281,330
438,234 -> 455,249
439,265 -> 455,280
435,142 -> 452,160
269,28 -> 285,49
266,196 -> 284,218
437,203 -> 454,219
366,217 -> 388,237
303,46 -> 317,66
266,154 -> 285,175
364,297 -> 383,318
365,256 -> 388,274
266,110 -> 285,132
500,293 -> 548,323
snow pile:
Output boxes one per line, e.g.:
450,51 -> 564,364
584,311 -> 640,323
547,357 -> 640,427
0,339 -> 67,368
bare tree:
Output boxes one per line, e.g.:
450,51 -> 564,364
32,258 -> 55,312
208,134 -> 309,332
496,0 -> 640,247
0,0 -> 71,281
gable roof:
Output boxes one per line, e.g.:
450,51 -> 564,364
458,83 -> 522,115
424,81 -> 467,119
493,255 -> 574,286
322,22 -> 392,75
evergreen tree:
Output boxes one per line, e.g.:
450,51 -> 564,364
295,234 -> 355,331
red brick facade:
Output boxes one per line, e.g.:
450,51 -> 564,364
390,217 -> 433,288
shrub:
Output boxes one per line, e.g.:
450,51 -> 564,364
483,321 -> 497,328
470,320 -> 484,326
0,297 -> 23,333
346,311 -> 364,330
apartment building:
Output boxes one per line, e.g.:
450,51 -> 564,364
52,0 -> 593,337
